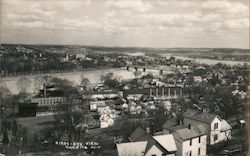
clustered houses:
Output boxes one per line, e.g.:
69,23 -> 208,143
116,109 -> 232,156
82,90 -> 119,100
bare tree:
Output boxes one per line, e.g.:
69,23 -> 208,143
80,76 -> 90,91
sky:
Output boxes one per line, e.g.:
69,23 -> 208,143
1,0 -> 249,49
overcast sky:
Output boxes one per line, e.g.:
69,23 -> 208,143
1,0 -> 249,49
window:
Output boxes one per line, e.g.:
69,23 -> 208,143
214,123 -> 218,129
151,155 -> 156,156
198,136 -> 201,143
198,148 -> 201,155
189,151 -> 192,156
190,139 -> 192,146
214,134 -> 218,141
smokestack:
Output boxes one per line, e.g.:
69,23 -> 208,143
43,83 -> 46,97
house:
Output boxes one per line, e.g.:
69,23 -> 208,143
99,115 -> 114,128
116,141 -> 147,156
193,76 -> 202,83
162,120 -> 185,134
148,104 -> 156,110
172,125 -> 207,156
122,103 -> 128,109
163,100 -> 172,111
89,101 -> 106,110
127,94 -> 143,100
82,91 -> 118,100
183,109 -> 232,145
75,53 -> 86,60
116,134 -> 177,156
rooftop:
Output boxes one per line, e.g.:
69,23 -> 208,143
173,125 -> 207,142
129,127 -> 152,142
153,134 -> 177,152
183,109 -> 220,124
116,141 -> 147,156
221,120 -> 232,131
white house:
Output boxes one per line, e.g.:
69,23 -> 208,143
183,109 -> 232,145
89,101 -> 106,110
99,114 -> 114,128
163,100 -> 172,111
172,125 -> 207,156
122,103 -> 128,109
75,53 -> 86,60
193,76 -> 202,83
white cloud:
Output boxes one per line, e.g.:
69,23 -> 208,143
105,0 -> 152,12
202,0 -> 248,14
55,0 -> 91,11
225,18 -> 249,29
157,0 -> 199,8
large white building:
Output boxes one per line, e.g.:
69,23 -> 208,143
172,125 -> 207,156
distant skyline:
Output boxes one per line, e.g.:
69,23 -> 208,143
1,0 -> 249,49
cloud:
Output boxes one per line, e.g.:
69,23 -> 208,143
225,18 -> 249,29
202,0 -> 248,14
104,0 -> 152,12
157,0 -> 199,8
209,18 -> 249,33
59,18 -> 101,30
55,0 -> 91,11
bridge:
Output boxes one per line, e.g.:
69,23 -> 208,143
124,66 -> 175,75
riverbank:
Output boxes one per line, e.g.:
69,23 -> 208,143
0,68 -> 136,94
0,67 -> 120,80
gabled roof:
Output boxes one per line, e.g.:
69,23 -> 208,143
191,124 -> 208,135
221,120 -> 232,131
129,127 -> 146,142
183,109 -> 220,124
153,134 -> 177,152
173,125 -> 207,142
162,120 -> 178,130
116,141 -> 147,156
183,109 -> 199,118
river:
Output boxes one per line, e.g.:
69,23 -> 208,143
0,68 -> 162,94
1,57 -> 248,94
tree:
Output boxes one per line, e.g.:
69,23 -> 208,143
80,76 -> 90,91
134,71 -> 142,79
2,129 -> 9,152
101,73 -> 120,89
0,86 -> 12,129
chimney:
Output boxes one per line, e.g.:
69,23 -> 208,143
43,83 -> 46,97
146,127 -> 150,134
